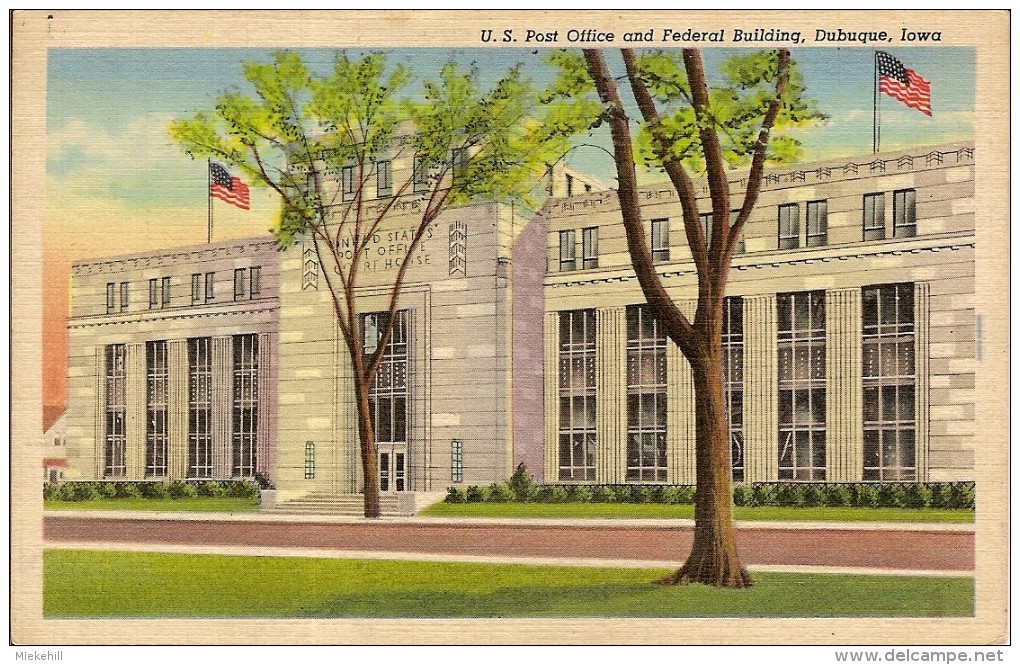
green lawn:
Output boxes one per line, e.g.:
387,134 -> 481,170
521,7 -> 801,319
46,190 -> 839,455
420,502 -> 975,523
44,550 -> 972,618
44,497 -> 259,513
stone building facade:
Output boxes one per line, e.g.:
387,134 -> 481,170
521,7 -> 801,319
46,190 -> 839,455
542,142 -> 976,485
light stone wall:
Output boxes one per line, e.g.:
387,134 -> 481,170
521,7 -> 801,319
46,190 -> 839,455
541,143 -> 976,484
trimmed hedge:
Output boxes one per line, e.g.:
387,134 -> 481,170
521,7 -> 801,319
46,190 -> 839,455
446,478 -> 975,510
43,480 -> 261,503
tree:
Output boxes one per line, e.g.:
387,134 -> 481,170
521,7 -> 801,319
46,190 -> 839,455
548,48 -> 822,587
170,51 -> 573,517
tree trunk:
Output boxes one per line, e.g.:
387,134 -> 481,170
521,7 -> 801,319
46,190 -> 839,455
353,376 -> 381,518
657,313 -> 751,588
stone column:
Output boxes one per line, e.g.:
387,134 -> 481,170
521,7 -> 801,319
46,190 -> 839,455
94,347 -> 105,478
126,343 -> 147,479
826,288 -> 863,482
668,299 -> 698,486
543,312 -> 559,484
167,340 -> 189,479
915,282 -> 931,481
596,306 -> 626,484
743,294 -> 778,483
211,336 -> 233,478
258,332 -> 276,483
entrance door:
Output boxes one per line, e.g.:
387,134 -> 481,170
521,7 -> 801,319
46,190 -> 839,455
378,446 -> 407,492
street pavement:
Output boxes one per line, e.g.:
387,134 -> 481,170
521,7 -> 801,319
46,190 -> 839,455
43,512 -> 974,574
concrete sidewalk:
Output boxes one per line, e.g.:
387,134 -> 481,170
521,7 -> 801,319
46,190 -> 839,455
43,508 -> 976,532
46,540 -> 974,578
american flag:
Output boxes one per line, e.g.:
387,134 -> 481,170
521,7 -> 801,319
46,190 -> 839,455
210,162 -> 250,210
876,51 -> 932,117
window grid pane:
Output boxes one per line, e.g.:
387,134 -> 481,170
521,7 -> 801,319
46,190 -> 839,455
893,189 -> 917,238
651,218 -> 670,262
191,274 -> 202,303
376,160 -> 392,197
582,227 -> 599,269
451,439 -> 463,483
232,334 -> 259,477
205,272 -> 215,301
863,283 -> 916,480
806,200 -> 828,247
723,297 -> 745,482
777,291 -> 826,480
864,193 -> 886,240
558,310 -> 596,481
161,276 -> 171,308
106,283 -> 116,313
364,310 -> 410,447
626,305 -> 667,482
559,230 -> 576,271
188,337 -> 213,478
304,442 -> 315,480
145,340 -> 168,477
104,344 -> 127,477
120,282 -> 129,311
778,203 -> 800,249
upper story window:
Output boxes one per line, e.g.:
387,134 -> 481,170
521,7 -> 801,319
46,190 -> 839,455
376,160 -> 392,198
582,227 -> 599,269
651,218 -> 670,263
413,154 -> 430,193
863,193 -> 886,241
699,212 -> 713,248
120,282 -> 128,311
148,279 -> 158,310
160,276 -> 171,308
250,266 -> 262,297
559,230 -> 576,272
778,203 -> 800,250
191,274 -> 203,304
893,189 -> 917,238
234,268 -> 247,300
205,272 -> 215,302
106,283 -> 116,314
341,165 -> 356,201
806,200 -> 828,247
565,173 -> 575,196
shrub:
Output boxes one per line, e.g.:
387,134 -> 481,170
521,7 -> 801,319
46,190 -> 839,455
253,471 -> 275,490
143,482 -> 172,499
662,485 -> 695,505
905,484 -> 933,509
750,484 -> 776,507
508,463 -> 537,502
548,486 -> 570,503
199,481 -> 228,498
824,485 -> 853,508
854,484 -> 879,508
613,485 -> 634,503
465,485 -> 488,503
115,482 -> 142,499
43,482 -> 61,501
877,484 -> 908,509
69,482 -> 100,502
97,482 -> 118,499
947,482 -> 975,510
591,485 -> 616,503
444,486 -> 467,504
732,484 -> 752,507
631,486 -> 652,504
170,481 -> 198,499
487,483 -> 514,503
231,480 -> 261,500
801,484 -> 825,507
775,484 -> 805,507
568,485 -> 594,503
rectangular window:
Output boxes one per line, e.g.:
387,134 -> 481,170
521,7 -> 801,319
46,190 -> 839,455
120,282 -> 129,311
806,200 -> 828,247
863,193 -> 886,241
363,310 -> 409,446
778,203 -> 800,249
304,442 -> 315,480
559,229 -> 576,272
413,154 -> 430,193
777,291 -> 826,481
188,337 -> 213,478
341,165 -> 356,201
234,268 -> 246,300
558,310 -> 597,481
893,189 -> 917,238
862,283 -> 916,481
232,334 -> 259,477
249,266 -> 262,297
566,173 -> 575,196
376,160 -> 392,197
582,227 -> 599,269
205,272 -> 215,301
145,340 -> 168,477
702,211 -> 745,253
698,212 -> 713,248
104,344 -> 127,477
722,297 -> 745,482
625,305 -> 667,482
191,274 -> 202,304
106,283 -> 116,313
451,439 -> 464,483
149,278 -> 158,309
651,218 -> 670,262
160,276 -> 171,308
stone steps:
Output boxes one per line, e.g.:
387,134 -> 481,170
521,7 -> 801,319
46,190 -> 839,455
269,493 -> 402,517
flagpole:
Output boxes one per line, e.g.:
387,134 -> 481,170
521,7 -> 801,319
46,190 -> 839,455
207,159 -> 213,244
873,50 -> 879,154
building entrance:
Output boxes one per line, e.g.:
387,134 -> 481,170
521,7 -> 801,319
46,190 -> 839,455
378,445 -> 406,492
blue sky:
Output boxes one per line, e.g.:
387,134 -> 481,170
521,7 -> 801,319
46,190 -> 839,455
45,47 -> 975,246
